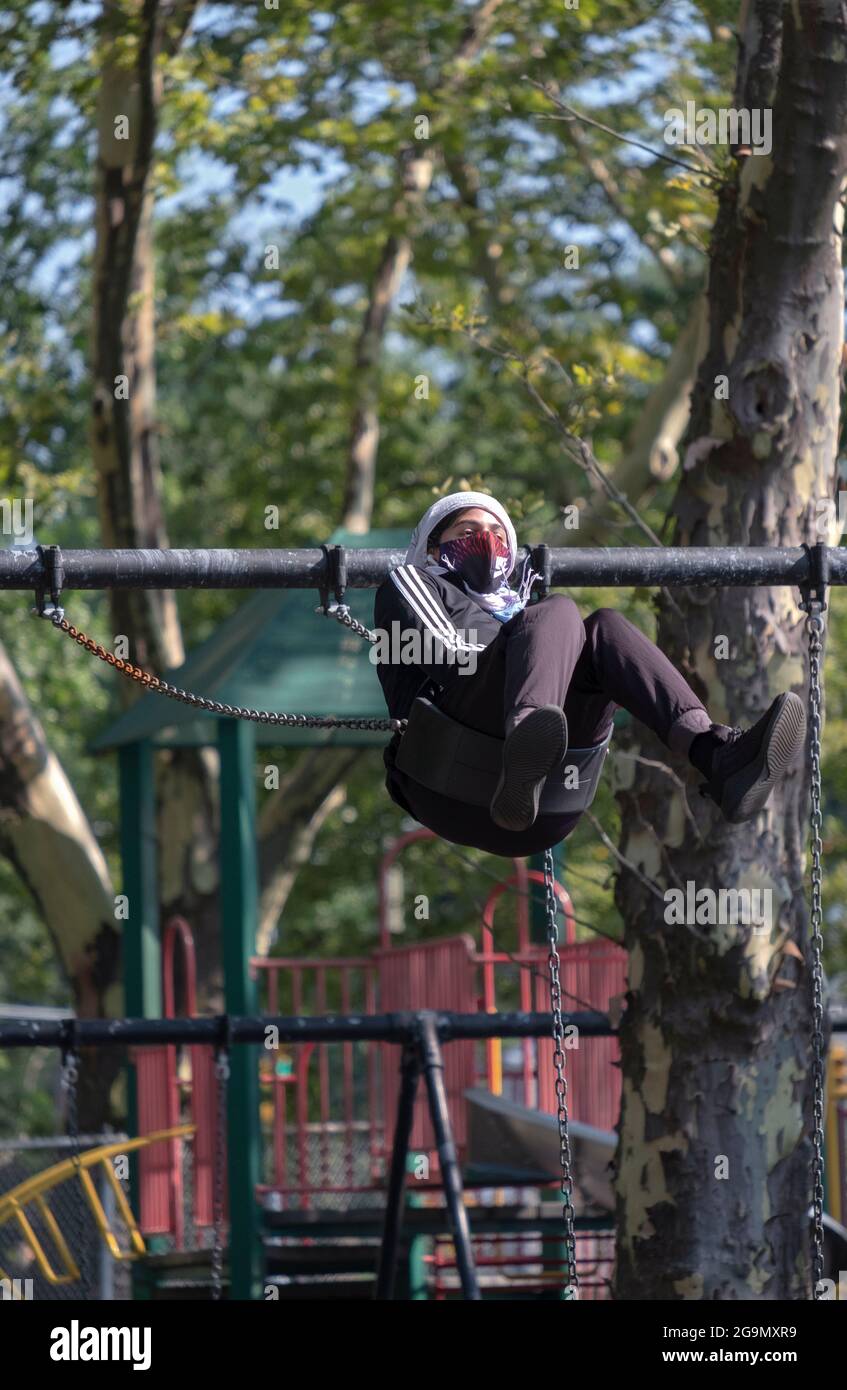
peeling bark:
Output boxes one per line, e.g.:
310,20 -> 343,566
0,641 -> 122,1126
613,0 -> 846,1300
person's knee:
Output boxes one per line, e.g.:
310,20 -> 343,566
585,606 -> 626,640
533,592 -> 582,626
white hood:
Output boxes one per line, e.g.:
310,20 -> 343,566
403,492 -> 518,577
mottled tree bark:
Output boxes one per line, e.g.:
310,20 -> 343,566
613,0 -> 846,1299
0,642 -> 122,1127
91,0 -> 185,676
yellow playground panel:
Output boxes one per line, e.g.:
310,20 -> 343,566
0,1125 -> 193,1294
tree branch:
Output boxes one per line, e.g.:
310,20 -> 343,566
521,79 -> 723,183
446,320 -> 664,546
585,811 -> 666,902
613,750 -> 704,845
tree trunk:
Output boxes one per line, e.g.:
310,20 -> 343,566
574,297 -> 707,545
613,0 -> 846,1299
86,3 -> 378,1007
0,642 -> 123,1127
257,747 -> 362,956
342,152 -> 430,533
341,0 -> 505,532
88,3 -> 234,1028
90,0 -> 184,676
445,151 -> 519,317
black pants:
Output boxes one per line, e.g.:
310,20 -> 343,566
387,595 -> 719,856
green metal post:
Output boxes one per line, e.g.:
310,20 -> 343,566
120,739 -> 161,1019
408,1153 -> 429,1300
118,739 -> 161,1285
408,1235 -> 429,1300
218,717 -> 262,1300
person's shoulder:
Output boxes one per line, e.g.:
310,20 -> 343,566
374,565 -> 413,614
376,564 -> 462,623
378,563 -> 441,597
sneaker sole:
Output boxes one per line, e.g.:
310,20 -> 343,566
720,693 -> 806,824
489,706 -> 568,832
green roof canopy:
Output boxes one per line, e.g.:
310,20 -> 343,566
91,528 -> 409,751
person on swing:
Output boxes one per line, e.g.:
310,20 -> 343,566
374,491 -> 807,858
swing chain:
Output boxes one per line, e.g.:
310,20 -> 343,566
210,1041 -> 230,1301
316,543 -> 380,644
544,847 -> 579,1299
47,613 -> 406,735
804,598 -> 826,1298
323,601 -> 380,646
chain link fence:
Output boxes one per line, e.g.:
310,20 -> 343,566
0,1135 -> 134,1301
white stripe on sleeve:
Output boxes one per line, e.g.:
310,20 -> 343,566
389,566 -> 485,652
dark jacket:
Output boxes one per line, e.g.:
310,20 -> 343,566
372,562 -> 502,783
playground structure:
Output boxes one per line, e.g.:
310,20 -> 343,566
251,830 -> 625,1204
1,837 -> 628,1299
0,539 -> 844,1299
2,993 -> 845,1300
0,1127 -> 192,1295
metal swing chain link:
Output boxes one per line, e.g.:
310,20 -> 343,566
323,600 -> 380,645
211,1045 -> 230,1301
805,602 -> 826,1299
48,613 -> 406,736
544,847 -> 579,1299
60,1048 -> 88,1297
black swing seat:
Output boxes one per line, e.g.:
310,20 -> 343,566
394,698 -> 612,817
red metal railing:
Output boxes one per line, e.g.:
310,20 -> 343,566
250,831 -> 626,1207
132,834 -> 625,1229
428,1229 -> 614,1300
133,916 -> 224,1239
252,955 -> 380,1204
376,934 -> 479,1154
478,867 -> 574,1109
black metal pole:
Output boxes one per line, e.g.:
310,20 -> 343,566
416,1011 -> 481,1302
0,1009 -> 614,1048
436,1008 -> 612,1039
2,545 -> 847,592
375,1043 -> 421,1301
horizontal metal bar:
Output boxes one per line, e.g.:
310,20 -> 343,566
0,1003 -> 74,1020
2,546 -> 845,591
261,1208 -> 613,1235
0,1009 -> 614,1048
0,1133 -> 129,1151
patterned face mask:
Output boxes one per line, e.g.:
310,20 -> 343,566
432,530 -> 540,622
437,531 -> 511,593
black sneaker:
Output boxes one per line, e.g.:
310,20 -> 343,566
490,706 -> 568,832
702,693 -> 806,824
